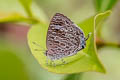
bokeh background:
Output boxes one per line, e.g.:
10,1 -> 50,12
0,0 -> 120,80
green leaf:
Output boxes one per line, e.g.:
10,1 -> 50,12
82,47 -> 120,80
0,42 -> 30,80
94,0 -> 103,12
105,0 -> 118,11
0,0 -> 27,16
100,0 -> 118,12
30,2 -> 48,24
94,0 -> 118,12
28,11 -> 111,74
18,0 -> 48,24
0,12 -> 38,24
19,0 -> 48,24
19,0 -> 33,17
0,0 -> 47,24
95,10 -> 112,37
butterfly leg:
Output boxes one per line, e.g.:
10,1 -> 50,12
50,60 -> 56,67
46,57 -> 49,66
61,59 -> 66,65
32,41 -> 46,51
34,49 -> 45,52
53,61 -> 56,67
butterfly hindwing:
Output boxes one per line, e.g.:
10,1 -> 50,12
46,13 -> 86,60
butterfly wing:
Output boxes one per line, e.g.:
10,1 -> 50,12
46,13 -> 86,60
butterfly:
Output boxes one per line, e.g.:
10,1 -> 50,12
33,13 -> 90,65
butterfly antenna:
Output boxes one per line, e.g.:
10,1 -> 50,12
32,42 -> 46,51
34,49 -> 45,51
85,32 -> 92,41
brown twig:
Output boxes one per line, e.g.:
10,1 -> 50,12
96,37 -> 120,48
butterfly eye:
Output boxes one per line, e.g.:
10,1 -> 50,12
82,45 -> 85,49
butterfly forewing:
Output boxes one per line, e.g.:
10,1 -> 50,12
46,13 -> 86,60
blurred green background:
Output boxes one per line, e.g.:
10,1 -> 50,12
0,0 -> 120,80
